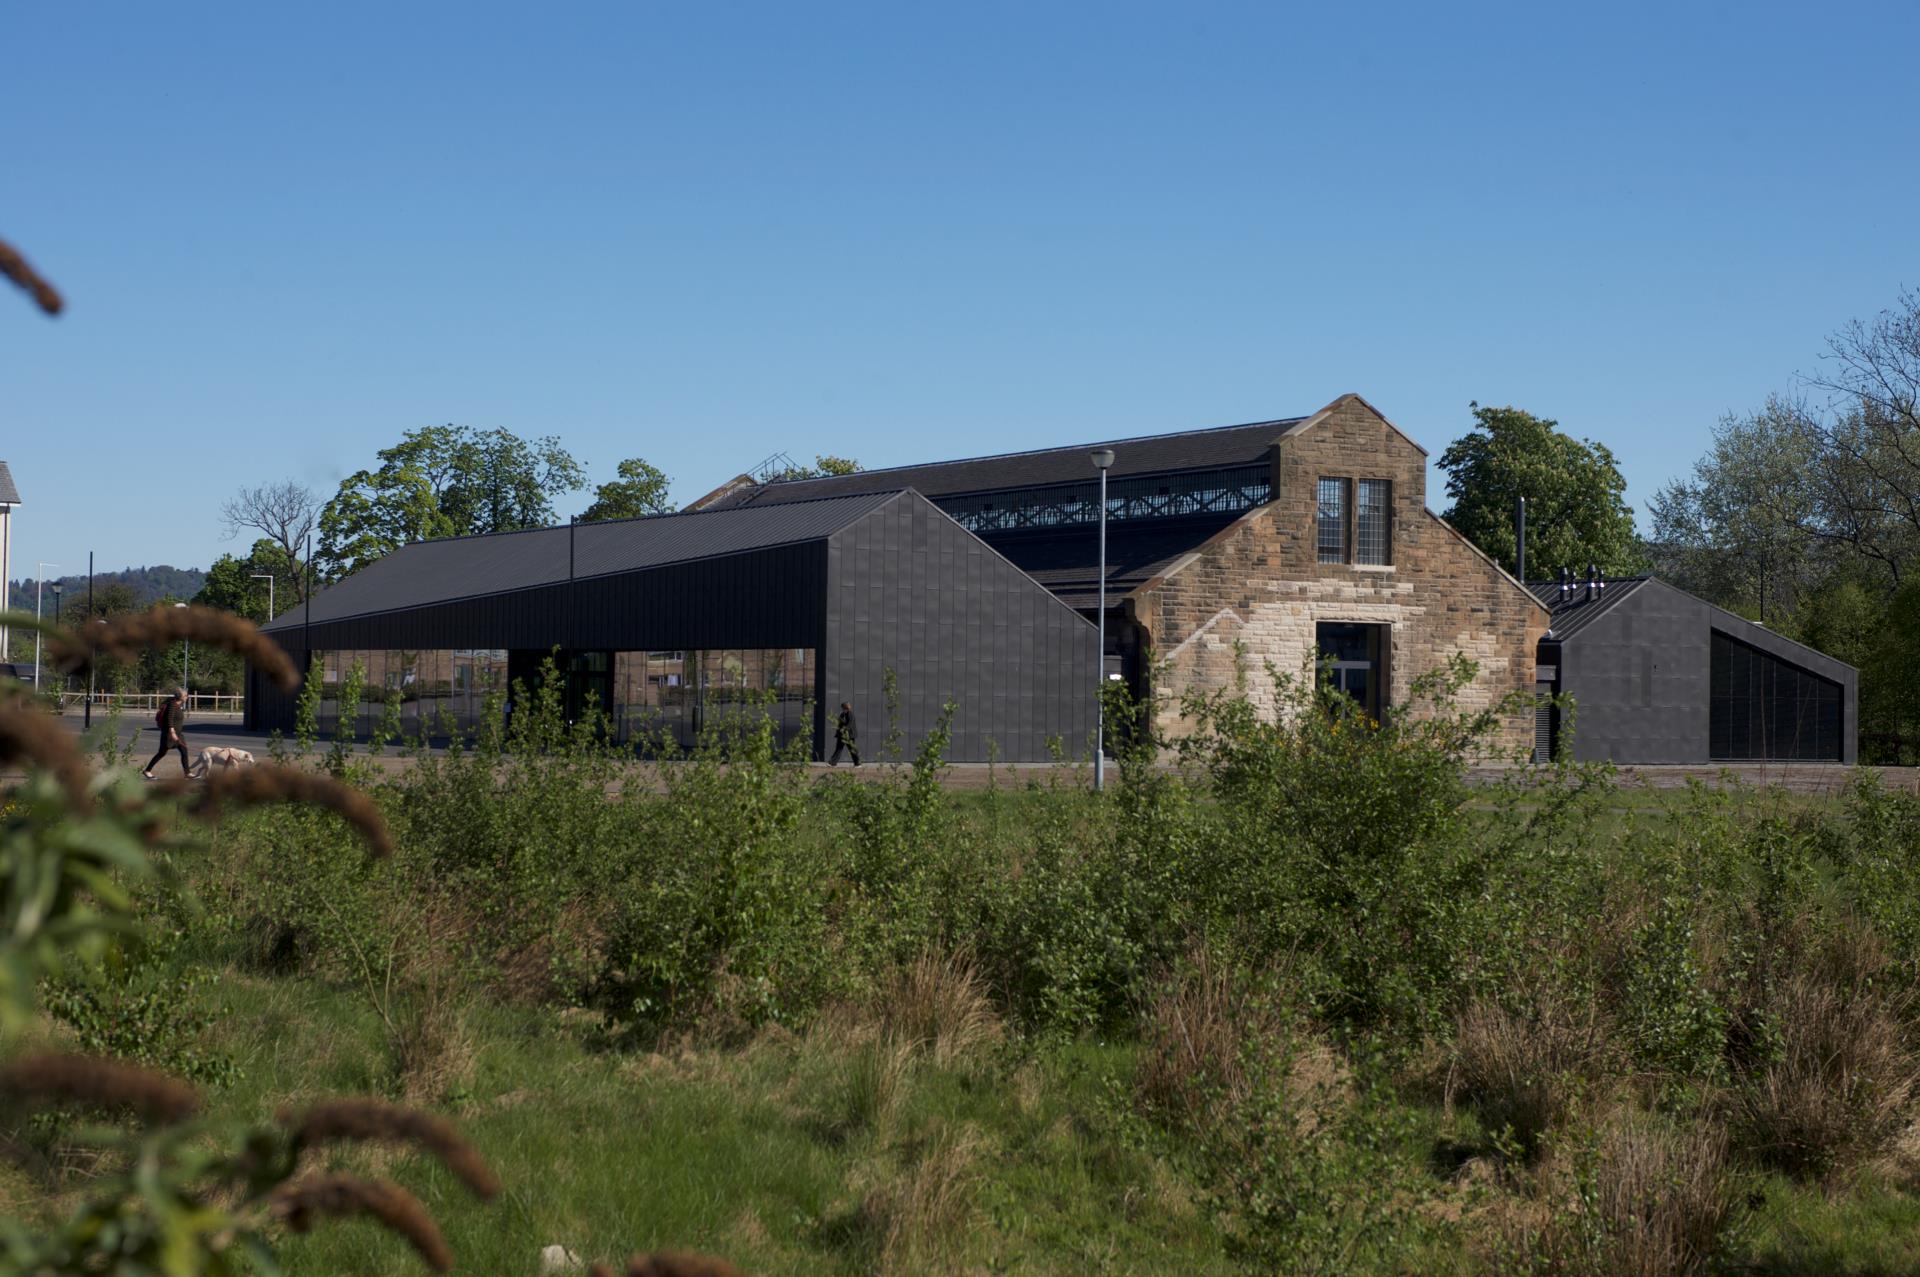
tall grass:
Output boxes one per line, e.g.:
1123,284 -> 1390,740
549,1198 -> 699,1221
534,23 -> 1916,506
30,651 -> 1920,1273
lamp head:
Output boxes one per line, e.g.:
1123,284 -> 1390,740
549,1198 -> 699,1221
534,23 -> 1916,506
1090,448 -> 1115,470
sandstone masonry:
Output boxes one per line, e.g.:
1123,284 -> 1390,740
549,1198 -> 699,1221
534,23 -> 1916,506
1126,395 -> 1549,750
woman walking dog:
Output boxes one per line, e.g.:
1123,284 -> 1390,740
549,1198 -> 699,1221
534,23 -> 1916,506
143,688 -> 190,779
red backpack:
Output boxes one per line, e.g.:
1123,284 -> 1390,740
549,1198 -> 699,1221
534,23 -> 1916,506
155,702 -> 170,730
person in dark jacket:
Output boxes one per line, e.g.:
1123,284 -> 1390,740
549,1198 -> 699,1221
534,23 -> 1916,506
143,689 -> 189,779
830,701 -> 860,766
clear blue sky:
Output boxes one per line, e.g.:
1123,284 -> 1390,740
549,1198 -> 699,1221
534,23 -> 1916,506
4,1 -> 1915,582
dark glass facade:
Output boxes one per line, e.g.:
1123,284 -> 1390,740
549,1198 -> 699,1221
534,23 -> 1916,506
316,648 -> 508,736
1709,629 -> 1843,761
312,646 -> 815,750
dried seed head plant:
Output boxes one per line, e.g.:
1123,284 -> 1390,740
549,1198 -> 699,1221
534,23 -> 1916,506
0,236 -> 63,315
0,244 -> 734,1276
0,700 -> 96,808
0,582 -> 481,1269
48,603 -> 302,691
0,1050 -> 201,1123
282,1097 -> 501,1198
271,1173 -> 456,1272
164,763 -> 395,857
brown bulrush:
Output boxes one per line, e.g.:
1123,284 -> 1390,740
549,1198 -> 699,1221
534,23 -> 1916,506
281,1098 -> 499,1200
48,605 -> 300,692
588,1256 -> 750,1277
0,1051 -> 200,1123
0,702 -> 95,807
166,764 -> 393,858
270,1173 -> 454,1273
0,237 -> 63,316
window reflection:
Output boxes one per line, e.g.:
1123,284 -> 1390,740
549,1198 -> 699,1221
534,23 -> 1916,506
312,647 -> 815,751
314,649 -> 509,737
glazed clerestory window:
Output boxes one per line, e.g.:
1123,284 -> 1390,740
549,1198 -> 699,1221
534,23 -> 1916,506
1356,478 -> 1391,565
1316,477 -> 1350,564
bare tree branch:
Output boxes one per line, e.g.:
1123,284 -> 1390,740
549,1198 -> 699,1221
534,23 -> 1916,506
221,480 -> 319,599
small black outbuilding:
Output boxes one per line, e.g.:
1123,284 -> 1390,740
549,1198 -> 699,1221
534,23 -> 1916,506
1530,576 -> 1857,765
252,489 -> 1097,762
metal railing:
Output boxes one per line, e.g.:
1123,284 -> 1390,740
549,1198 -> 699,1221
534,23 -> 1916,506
59,691 -> 245,715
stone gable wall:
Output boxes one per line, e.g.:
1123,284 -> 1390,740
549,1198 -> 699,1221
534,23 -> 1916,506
1128,397 -> 1548,751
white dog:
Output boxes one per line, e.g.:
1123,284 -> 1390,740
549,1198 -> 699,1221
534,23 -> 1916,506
189,746 -> 256,778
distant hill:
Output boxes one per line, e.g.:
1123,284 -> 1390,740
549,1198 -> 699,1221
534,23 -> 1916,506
8,564 -> 205,609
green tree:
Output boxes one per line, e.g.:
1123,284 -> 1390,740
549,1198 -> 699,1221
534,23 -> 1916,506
1856,581 -> 1920,763
52,583 -> 144,692
763,454 -> 862,482
580,458 -> 672,522
316,466 -> 451,581
1647,400 -> 1821,625
1438,403 -> 1643,578
195,538 -> 301,624
314,425 -> 583,580
186,540 -> 305,695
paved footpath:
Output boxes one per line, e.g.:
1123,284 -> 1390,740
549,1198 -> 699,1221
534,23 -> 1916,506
23,709 -> 1920,795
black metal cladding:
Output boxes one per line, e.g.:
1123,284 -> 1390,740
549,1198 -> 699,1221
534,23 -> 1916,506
823,493 -> 1097,764
249,491 -> 1096,762
271,542 -> 826,654
1541,577 -> 1856,765
1710,629 -> 1844,761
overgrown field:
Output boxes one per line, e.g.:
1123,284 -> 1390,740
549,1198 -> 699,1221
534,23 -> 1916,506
13,662 -> 1920,1274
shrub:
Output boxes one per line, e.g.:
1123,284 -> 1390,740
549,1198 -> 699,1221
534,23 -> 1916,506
1500,1109 -> 1743,1277
593,703 -> 827,1035
1187,1036 -> 1419,1275
1133,947 -> 1290,1131
1528,1109 -> 1743,1277
1454,990 -> 1607,1159
1133,953 -> 1413,1274
1176,653 -> 1525,1038
1727,924 -> 1917,1183
1615,878 -> 1730,1084
878,951 -> 998,1068
41,919 -> 238,1089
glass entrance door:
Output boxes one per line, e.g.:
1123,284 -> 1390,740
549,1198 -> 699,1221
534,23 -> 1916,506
1315,622 -> 1385,721
564,650 -> 613,726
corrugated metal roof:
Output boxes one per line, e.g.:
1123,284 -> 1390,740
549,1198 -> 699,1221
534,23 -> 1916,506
1530,576 -> 1653,641
711,415 -> 1307,509
265,490 -> 902,631
0,461 -> 19,505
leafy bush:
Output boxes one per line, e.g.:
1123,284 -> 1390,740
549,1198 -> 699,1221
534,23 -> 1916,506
592,702 -> 828,1035
42,920 -> 238,1089
1176,653 -> 1523,1037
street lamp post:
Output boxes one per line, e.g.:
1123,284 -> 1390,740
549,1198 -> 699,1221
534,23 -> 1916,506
1090,448 -> 1115,792
174,602 -> 189,705
250,573 -> 276,621
32,562 -> 60,692
47,583 -> 62,698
